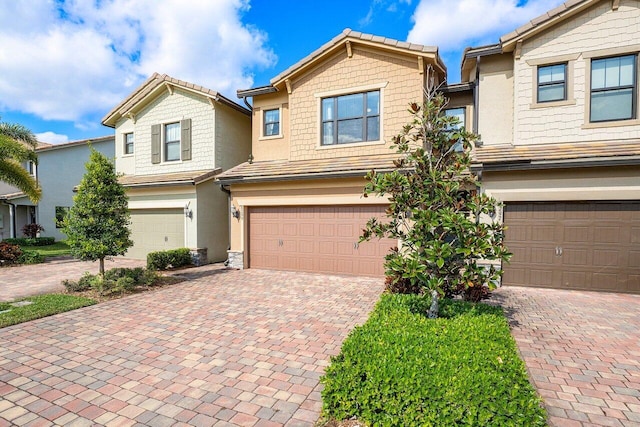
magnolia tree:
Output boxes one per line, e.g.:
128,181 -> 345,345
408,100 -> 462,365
361,69 -> 511,318
63,148 -> 132,276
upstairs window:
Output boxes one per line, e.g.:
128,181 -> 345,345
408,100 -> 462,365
537,63 -> 567,103
124,132 -> 134,155
263,109 -> 280,137
321,90 -> 380,145
590,54 -> 636,122
27,161 -> 36,177
444,107 -> 466,130
164,122 -> 180,161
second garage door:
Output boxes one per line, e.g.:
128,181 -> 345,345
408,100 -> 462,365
248,205 -> 396,276
503,202 -> 640,293
128,209 -> 185,260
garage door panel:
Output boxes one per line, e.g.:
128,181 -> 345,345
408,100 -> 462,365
128,209 -> 185,260
504,202 -> 640,293
249,205 -> 394,276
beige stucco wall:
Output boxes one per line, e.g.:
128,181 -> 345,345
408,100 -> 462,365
228,177 -> 389,258
196,179 -> 229,262
251,91 -> 290,161
214,103 -> 251,171
287,46 -> 426,161
482,166 -> 640,204
478,53 -> 514,146
114,87 -> 217,176
515,0 -> 640,145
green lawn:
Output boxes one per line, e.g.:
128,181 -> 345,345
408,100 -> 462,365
20,241 -> 72,257
320,294 -> 547,426
0,294 -> 96,328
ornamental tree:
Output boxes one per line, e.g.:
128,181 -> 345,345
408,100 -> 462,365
361,68 -> 511,318
0,118 -> 41,202
63,148 -> 132,275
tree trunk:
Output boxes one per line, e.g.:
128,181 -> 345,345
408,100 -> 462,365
99,258 -> 105,277
428,289 -> 439,318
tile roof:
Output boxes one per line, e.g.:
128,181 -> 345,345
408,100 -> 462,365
217,154 -> 400,184
0,191 -> 25,200
500,0 -> 594,46
269,28 -> 443,87
119,169 -> 221,188
102,73 -> 249,127
473,140 -> 640,169
36,135 -> 113,152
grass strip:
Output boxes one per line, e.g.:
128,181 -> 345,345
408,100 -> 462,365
0,294 -> 96,328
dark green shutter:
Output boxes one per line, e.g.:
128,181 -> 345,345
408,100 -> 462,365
151,124 -> 161,164
181,119 -> 192,161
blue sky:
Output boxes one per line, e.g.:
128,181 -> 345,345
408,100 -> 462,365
0,0 -> 564,144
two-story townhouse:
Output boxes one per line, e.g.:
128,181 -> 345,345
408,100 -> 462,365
458,0 -> 640,293
102,73 -> 251,264
0,142 -> 51,240
218,29 -> 446,276
36,136 -> 114,241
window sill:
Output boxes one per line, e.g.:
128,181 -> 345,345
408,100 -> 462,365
582,119 -> 640,129
530,99 -> 576,109
259,135 -> 283,141
316,140 -> 385,150
121,154 -> 134,158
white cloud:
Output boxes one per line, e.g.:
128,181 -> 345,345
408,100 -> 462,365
0,0 -> 276,124
407,0 -> 565,51
35,131 -> 69,144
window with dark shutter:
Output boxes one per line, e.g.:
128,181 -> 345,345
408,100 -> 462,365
151,124 -> 161,164
181,118 -> 192,161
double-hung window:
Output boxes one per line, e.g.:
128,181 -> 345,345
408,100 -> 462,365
590,54 -> 636,122
164,122 -> 180,161
124,132 -> 134,155
537,63 -> 567,103
321,90 -> 380,145
263,109 -> 280,137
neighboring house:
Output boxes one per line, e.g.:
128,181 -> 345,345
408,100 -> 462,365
102,73 -> 251,263
218,29 -> 446,276
0,142 -> 51,240
455,0 -> 640,293
36,136 -> 114,241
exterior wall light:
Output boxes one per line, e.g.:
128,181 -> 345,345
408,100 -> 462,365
231,205 -> 240,219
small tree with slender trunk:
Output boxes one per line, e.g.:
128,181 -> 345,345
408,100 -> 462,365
63,148 -> 132,276
360,67 -> 511,318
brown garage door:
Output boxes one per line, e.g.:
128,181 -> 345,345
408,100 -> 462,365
248,205 -> 396,276
503,202 -> 640,293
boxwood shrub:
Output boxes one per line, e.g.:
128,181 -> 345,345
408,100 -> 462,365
146,248 -> 192,270
321,294 -> 547,426
3,237 -> 55,246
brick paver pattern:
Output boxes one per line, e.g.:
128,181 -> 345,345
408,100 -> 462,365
0,257 -> 146,301
0,266 -> 383,426
492,287 -> 640,427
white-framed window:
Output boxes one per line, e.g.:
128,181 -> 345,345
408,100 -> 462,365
321,90 -> 380,145
590,54 -> 637,122
164,122 -> 180,162
263,109 -> 280,137
27,161 -> 36,177
537,63 -> 567,103
124,132 -> 134,155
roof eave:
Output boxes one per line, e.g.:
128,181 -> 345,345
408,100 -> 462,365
217,168 -> 397,185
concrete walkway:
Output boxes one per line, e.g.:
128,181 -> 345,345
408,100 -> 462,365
492,286 -> 640,427
0,257 -> 146,301
0,267 -> 383,426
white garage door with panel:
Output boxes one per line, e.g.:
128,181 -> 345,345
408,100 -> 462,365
128,209 -> 185,260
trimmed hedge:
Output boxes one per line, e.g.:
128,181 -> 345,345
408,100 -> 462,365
3,237 -> 55,246
321,294 -> 547,426
147,248 -> 192,270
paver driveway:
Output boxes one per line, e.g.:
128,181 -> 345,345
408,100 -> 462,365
492,287 -> 640,427
0,266 -> 384,426
0,257 -> 146,301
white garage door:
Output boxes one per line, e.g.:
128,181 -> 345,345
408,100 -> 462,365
127,209 -> 185,260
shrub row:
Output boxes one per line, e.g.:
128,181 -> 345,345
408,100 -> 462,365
62,267 -> 160,295
320,294 -> 546,426
3,237 -> 55,246
147,248 -> 192,270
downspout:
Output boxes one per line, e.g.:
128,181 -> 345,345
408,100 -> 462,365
220,184 -> 232,266
473,56 -> 481,135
